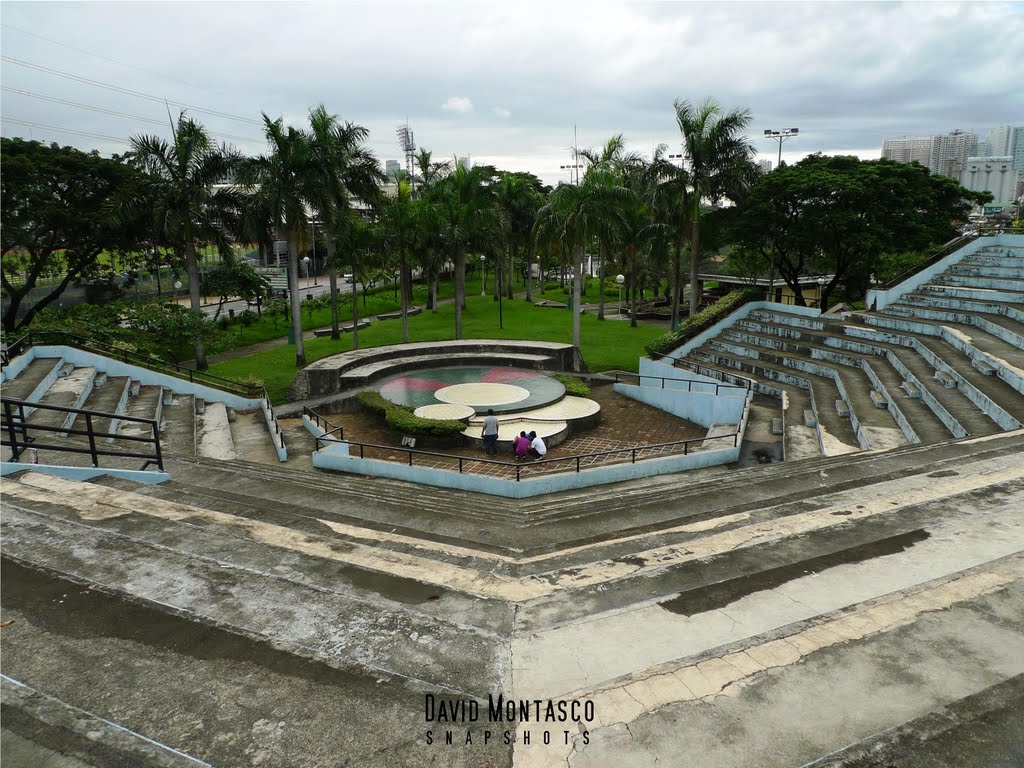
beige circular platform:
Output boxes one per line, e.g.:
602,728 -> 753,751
435,382 -> 530,408
413,403 -> 476,421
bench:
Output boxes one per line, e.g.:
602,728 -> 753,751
834,399 -> 850,417
312,320 -> 371,338
803,409 -> 817,428
771,417 -> 784,436
900,381 -> 921,398
934,370 -> 958,389
971,358 -> 997,376
869,390 -> 888,409
376,306 -> 422,321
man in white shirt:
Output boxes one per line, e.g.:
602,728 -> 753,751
529,430 -> 547,461
481,409 -> 500,455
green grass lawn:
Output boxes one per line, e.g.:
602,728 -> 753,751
209,293 -> 664,403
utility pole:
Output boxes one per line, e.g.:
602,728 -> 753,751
764,128 -> 799,169
560,124 -> 584,184
396,121 -> 416,195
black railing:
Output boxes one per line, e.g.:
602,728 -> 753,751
6,330 -> 286,449
302,405 -> 344,449
25,331 -> 262,398
340,431 -> 740,482
1,333 -> 31,367
609,371 -> 750,395
1,396 -> 163,472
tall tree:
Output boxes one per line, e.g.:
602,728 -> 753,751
240,114 -> 334,367
1,139 -> 147,332
495,172 -> 544,302
126,116 -> 239,368
307,106 -> 383,341
380,179 -> 417,342
427,162 -> 497,339
673,98 -> 757,315
648,144 -> 692,328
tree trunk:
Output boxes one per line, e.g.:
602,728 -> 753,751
493,256 -> 500,301
454,244 -> 466,340
572,245 -> 583,349
671,239 -> 683,329
185,240 -> 208,370
430,274 -> 438,313
327,237 -> 340,340
597,241 -> 606,320
352,250 -> 361,350
287,236 -> 306,367
400,250 -> 409,343
689,199 -> 701,316
525,244 -> 533,303
507,242 -> 515,299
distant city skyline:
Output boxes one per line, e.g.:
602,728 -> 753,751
2,2 -> 1021,186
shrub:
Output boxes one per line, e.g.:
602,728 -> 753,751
554,374 -> 590,397
355,390 -> 467,437
239,309 -> 258,327
644,288 -> 760,358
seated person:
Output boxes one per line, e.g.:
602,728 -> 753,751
513,431 -> 531,461
528,430 -> 547,461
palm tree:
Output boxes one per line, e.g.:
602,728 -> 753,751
495,172 -> 544,302
307,106 -> 383,341
127,115 -> 239,369
673,98 -> 757,315
239,114 -> 334,367
648,144 -> 692,329
427,162 -> 497,340
380,179 -> 417,342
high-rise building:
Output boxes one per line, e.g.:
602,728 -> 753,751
928,130 -> 977,178
457,156 -> 471,171
757,159 -> 772,174
982,126 -> 1024,171
882,136 -> 933,166
385,159 -> 401,177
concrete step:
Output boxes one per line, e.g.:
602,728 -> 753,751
78,375 -> 130,436
729,322 -> 954,444
700,343 -> 861,454
25,366 -> 96,434
158,393 -> 196,456
933,274 -> 1024,292
227,410 -> 281,465
194,401 -> 236,461
884,304 -> 1024,352
0,357 -> 63,401
919,282 -> 1024,305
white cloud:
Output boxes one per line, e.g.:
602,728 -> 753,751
493,106 -> 511,119
442,96 -> 474,113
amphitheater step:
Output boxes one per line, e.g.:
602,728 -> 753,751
26,366 -> 96,434
227,409 -> 279,464
0,357 -> 63,401
79,375 -> 130,435
195,401 -> 236,461
159,393 -> 196,456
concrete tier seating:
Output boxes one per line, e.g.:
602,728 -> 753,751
289,339 -> 585,399
661,239 -> 1024,460
1,347 -> 286,471
2,429 -> 1023,764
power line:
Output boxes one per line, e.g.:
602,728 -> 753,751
1,117 -> 129,144
1,86 -> 263,143
1,55 -> 264,126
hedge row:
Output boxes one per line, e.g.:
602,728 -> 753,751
355,390 -> 468,437
553,374 -> 591,397
644,288 -> 760,358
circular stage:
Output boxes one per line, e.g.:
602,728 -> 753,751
378,367 -> 565,414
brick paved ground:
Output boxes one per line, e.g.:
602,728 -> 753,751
325,383 -> 710,480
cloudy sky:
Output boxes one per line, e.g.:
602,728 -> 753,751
2,1 -> 1022,185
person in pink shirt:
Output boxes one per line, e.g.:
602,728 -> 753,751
513,430 -> 531,461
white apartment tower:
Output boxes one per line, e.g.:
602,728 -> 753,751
881,130 -> 978,179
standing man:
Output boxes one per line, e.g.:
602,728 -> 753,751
481,409 -> 500,455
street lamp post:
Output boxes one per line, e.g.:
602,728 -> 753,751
311,221 -> 319,286
817,276 -> 826,309
616,274 -> 625,315
303,256 -> 311,291
763,128 -> 799,169
480,255 -> 486,296
173,280 -> 182,303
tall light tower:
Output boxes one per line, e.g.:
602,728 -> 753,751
396,122 -> 416,195
764,128 -> 799,168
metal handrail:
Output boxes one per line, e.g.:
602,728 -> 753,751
878,228 -> 1024,292
24,331 -> 262,398
303,405 -> 344,450
610,371 -> 750,395
1,396 -> 163,472
340,430 -> 740,482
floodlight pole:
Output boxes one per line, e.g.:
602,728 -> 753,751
764,128 -> 799,169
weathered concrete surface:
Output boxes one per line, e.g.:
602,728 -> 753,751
0,560 -> 511,768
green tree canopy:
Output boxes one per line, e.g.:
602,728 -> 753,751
1,138 -> 147,332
